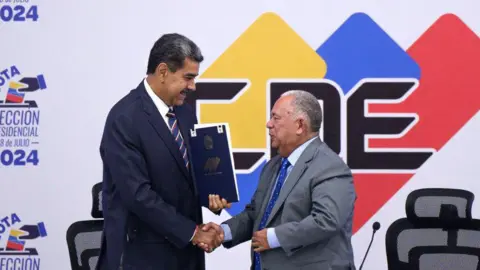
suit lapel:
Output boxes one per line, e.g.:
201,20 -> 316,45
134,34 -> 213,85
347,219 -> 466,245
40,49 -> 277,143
265,138 -> 320,226
139,85 -> 190,179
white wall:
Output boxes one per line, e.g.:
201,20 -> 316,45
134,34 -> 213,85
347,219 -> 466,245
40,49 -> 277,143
0,0 -> 479,269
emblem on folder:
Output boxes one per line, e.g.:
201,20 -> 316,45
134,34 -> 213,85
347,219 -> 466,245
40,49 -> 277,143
204,157 -> 221,174
204,135 -> 214,150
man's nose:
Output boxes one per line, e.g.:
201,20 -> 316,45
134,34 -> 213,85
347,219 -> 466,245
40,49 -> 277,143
188,80 -> 196,91
266,120 -> 273,129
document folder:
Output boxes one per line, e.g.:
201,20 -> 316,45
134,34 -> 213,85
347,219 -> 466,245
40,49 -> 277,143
189,123 -> 239,208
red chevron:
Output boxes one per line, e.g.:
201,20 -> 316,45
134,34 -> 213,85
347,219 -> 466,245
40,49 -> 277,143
352,14 -> 480,233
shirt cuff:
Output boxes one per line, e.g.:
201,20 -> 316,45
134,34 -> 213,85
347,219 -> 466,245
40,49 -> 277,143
267,228 -> 281,248
221,224 -> 232,242
190,225 -> 198,241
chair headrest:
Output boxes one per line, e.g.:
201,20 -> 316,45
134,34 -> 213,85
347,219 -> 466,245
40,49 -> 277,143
405,188 -> 474,228
91,182 -> 103,218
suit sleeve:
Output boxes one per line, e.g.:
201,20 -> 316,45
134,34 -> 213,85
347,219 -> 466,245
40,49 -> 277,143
103,114 -> 196,249
221,163 -> 271,248
221,195 -> 256,248
274,175 -> 356,256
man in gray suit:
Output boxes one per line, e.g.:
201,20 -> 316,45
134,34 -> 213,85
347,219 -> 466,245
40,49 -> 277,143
202,90 -> 357,270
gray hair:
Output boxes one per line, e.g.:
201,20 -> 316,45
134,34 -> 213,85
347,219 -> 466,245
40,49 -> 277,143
147,33 -> 204,74
281,90 -> 322,133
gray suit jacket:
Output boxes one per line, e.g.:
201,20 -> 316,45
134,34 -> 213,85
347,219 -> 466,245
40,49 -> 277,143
222,137 -> 356,270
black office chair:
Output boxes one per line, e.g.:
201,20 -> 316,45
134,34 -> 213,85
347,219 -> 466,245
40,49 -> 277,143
385,188 -> 480,270
67,183 -> 104,270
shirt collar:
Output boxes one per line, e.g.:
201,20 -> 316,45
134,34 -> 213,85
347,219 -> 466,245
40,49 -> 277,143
286,136 -> 317,166
144,78 -> 171,117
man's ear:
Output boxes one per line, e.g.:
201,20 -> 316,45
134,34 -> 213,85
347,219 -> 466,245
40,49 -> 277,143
296,118 -> 306,135
156,63 -> 168,82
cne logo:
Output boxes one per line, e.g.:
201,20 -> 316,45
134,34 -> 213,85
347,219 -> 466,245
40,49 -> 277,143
187,12 -> 480,233
204,157 -> 221,175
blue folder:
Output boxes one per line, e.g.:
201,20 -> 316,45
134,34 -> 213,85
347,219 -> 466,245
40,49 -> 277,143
189,123 -> 239,207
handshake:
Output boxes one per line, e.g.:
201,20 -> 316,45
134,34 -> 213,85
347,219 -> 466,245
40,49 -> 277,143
191,222 -> 224,253
191,195 -> 232,252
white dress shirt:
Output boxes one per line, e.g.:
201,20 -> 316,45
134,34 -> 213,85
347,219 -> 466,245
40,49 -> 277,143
144,79 -> 171,126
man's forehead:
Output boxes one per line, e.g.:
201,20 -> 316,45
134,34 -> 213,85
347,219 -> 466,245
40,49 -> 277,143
272,105 -> 292,116
181,63 -> 199,77
183,58 -> 199,68
274,97 -> 293,111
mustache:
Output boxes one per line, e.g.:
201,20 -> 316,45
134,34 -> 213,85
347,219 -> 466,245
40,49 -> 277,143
181,88 -> 192,95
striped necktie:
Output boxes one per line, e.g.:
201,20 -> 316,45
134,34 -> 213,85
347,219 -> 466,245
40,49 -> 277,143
166,108 -> 189,169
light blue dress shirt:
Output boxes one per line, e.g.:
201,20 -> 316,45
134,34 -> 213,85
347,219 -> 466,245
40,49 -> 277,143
221,136 -> 316,248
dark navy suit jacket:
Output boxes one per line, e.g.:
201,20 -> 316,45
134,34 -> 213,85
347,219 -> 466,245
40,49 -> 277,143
95,81 -> 205,270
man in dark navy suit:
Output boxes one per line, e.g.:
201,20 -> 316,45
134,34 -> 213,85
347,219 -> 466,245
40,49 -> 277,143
95,33 -> 230,270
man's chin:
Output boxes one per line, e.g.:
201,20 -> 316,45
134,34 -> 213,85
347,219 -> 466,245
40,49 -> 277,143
270,140 -> 278,148
174,99 -> 185,106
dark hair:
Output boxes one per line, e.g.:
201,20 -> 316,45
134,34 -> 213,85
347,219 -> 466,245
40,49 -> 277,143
146,33 -> 204,74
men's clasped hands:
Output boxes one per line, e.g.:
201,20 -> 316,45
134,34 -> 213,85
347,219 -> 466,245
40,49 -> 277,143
193,223 -> 272,253
192,194 -> 229,252
193,194 -> 271,253
192,222 -> 224,253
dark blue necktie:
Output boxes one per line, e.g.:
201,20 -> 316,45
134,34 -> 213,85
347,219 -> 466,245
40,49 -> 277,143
254,158 -> 290,270
166,109 -> 189,169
